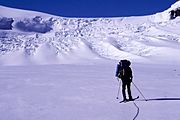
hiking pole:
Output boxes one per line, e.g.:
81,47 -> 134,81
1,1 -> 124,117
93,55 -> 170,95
116,78 -> 121,99
132,82 -> 147,101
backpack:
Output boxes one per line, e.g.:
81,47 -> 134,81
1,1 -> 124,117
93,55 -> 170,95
115,60 -> 131,79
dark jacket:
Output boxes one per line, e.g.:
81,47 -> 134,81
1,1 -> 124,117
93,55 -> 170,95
121,66 -> 133,83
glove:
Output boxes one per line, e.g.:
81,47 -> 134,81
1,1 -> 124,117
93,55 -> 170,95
129,77 -> 132,82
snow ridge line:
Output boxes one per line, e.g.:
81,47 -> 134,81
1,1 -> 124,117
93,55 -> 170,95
132,101 -> 139,120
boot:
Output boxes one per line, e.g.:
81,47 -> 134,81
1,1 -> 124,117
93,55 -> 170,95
123,98 -> 128,102
128,96 -> 133,101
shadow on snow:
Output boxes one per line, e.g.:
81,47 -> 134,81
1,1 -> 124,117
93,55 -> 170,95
139,97 -> 180,101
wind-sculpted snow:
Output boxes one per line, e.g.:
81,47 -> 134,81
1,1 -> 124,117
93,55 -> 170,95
1,2 -> 180,65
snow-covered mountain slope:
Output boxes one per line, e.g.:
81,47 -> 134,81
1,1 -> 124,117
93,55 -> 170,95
1,1 -> 180,65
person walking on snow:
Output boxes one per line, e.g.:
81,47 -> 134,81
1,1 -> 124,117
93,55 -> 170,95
116,60 -> 133,102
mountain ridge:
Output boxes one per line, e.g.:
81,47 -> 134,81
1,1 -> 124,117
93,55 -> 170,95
0,1 -> 180,65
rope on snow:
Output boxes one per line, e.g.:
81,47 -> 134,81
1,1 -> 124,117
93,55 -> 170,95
132,101 -> 139,120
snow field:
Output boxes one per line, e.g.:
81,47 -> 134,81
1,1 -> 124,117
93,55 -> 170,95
0,62 -> 180,120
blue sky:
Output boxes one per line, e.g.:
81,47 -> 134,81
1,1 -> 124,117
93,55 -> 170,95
0,0 -> 177,17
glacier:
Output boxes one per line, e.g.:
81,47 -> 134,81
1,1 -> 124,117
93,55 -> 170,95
1,1 -> 180,120
0,1 -> 180,65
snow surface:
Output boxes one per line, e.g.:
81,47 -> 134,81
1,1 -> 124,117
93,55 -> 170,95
0,61 -> 180,120
0,1 -> 180,120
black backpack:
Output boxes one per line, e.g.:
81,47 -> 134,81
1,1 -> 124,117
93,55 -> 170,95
115,60 -> 131,78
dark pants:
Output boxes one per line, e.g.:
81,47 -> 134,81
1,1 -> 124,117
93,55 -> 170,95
122,81 -> 132,100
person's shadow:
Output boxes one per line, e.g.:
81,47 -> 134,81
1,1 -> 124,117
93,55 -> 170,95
138,97 -> 180,101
